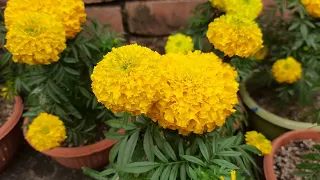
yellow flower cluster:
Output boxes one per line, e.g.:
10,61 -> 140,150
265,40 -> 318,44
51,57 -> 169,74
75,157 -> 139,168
301,0 -> 320,18
272,56 -> 302,84
165,33 -> 194,54
210,0 -> 263,19
91,44 -> 162,116
26,113 -> 67,151
148,51 -> 239,135
5,12 -> 66,65
207,14 -> 263,58
220,170 -> 236,180
245,131 -> 272,155
5,0 -> 86,39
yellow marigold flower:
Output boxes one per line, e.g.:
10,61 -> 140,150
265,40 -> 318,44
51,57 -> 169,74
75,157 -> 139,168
165,33 -> 194,54
272,56 -> 302,84
0,87 -> 8,99
26,113 -> 67,151
209,0 -> 226,11
91,44 -> 161,116
148,51 -> 239,135
5,0 -> 86,39
231,170 -> 236,180
220,176 -> 225,180
301,0 -> 320,18
254,46 -> 268,60
207,14 -> 263,58
5,12 -> 66,65
245,131 -> 272,155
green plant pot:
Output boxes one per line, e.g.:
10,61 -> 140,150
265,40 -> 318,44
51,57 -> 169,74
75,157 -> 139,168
239,85 -> 320,140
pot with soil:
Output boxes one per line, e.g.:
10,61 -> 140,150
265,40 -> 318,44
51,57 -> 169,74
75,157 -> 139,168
23,118 -> 124,170
0,96 -> 23,173
240,84 -> 320,140
264,129 -> 320,180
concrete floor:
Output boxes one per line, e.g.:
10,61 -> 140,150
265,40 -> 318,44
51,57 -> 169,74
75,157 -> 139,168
0,141 -> 93,180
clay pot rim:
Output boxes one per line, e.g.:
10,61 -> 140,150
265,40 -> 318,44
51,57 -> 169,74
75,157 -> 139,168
23,117 -> 120,158
263,129 -> 320,180
0,96 -> 23,140
239,84 -> 320,130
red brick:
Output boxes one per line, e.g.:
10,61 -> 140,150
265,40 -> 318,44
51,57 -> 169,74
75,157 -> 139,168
85,6 -> 124,33
125,0 -> 206,36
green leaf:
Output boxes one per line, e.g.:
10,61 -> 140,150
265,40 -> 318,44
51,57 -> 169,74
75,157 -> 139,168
144,126 -> 154,162
99,168 -> 117,176
46,88 -> 61,103
169,164 -> 179,180
151,166 -> 164,180
109,141 -> 121,164
240,145 -> 262,155
178,140 -> 185,157
198,138 -> 210,161
181,155 -> 205,166
82,167 -> 109,180
63,57 -> 79,63
218,136 -> 237,151
296,162 -> 320,170
122,130 -> 140,165
300,23 -> 308,40
217,151 -> 242,157
212,133 -> 217,154
78,87 -> 91,99
160,165 -> 172,180
187,166 -> 197,180
153,146 -> 168,163
300,154 -> 320,161
119,162 -> 161,174
314,145 -> 320,151
105,131 -> 127,140
47,81 -> 68,101
164,142 -> 177,161
117,136 -> 128,166
105,119 -> 137,130
180,163 -> 187,180
64,67 -> 80,76
212,159 -> 239,169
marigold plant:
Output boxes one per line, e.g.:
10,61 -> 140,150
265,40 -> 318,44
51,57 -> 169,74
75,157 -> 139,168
165,33 -> 194,54
245,131 -> 272,155
272,56 -> 302,84
26,113 -> 67,151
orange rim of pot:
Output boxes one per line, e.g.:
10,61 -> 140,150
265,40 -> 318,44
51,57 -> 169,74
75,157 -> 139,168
0,96 -> 23,140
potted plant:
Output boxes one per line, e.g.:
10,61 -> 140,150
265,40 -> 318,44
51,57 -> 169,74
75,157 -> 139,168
264,129 -> 320,180
82,44 -> 273,180
0,0 -> 123,170
238,0 -> 320,139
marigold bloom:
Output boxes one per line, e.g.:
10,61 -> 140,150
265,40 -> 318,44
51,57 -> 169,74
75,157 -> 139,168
26,113 -> 67,151
207,14 -> 263,58
245,131 -> 272,155
5,12 -> 66,65
165,33 -> 194,54
272,56 -> 302,84
91,44 -> 161,116
148,51 -> 239,135
5,0 -> 86,38
301,0 -> 320,18
254,47 -> 268,60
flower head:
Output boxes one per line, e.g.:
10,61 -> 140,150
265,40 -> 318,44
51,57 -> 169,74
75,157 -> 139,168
5,0 -> 86,38
91,44 -> 161,116
245,131 -> 272,155
272,56 -> 302,84
26,113 -> 67,151
254,46 -> 268,60
5,12 -> 66,65
165,33 -> 194,54
148,51 -> 239,135
210,0 -> 263,19
301,0 -> 320,18
207,14 -> 263,58
219,170 -> 236,180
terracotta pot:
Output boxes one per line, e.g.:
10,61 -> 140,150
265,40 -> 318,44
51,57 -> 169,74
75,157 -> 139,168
23,118 -> 121,170
263,129 -> 320,180
0,96 -> 23,173
239,85 -> 320,140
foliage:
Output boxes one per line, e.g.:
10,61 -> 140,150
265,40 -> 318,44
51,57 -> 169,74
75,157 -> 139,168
84,109 -> 262,180
0,9 -> 124,146
296,144 -> 320,180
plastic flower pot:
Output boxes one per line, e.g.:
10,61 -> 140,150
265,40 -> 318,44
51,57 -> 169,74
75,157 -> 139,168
23,118 -> 123,170
239,85 -> 320,140
263,129 -> 320,180
0,96 -> 23,173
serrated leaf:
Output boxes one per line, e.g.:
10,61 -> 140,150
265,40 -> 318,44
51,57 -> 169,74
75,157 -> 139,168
164,142 -> 177,160
198,138 -> 210,161
187,166 -> 197,180
105,119 -> 137,130
218,136 -> 237,151
181,155 -> 205,166
78,87 -> 91,99
179,140 -> 184,157
118,136 -> 128,166
144,126 -> 154,162
119,162 -> 161,173
212,159 -> 239,169
300,24 -> 308,40
160,165 -> 172,180
64,67 -> 80,76
105,131 -> 126,140
169,164 -> 179,180
153,146 -> 168,163
151,166 -> 164,180
180,163 -> 187,180
122,130 -> 139,165
217,151 -> 242,157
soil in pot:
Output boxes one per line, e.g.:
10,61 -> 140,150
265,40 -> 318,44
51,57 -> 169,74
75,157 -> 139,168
273,139 -> 320,180
0,97 -> 14,127
248,86 -> 320,123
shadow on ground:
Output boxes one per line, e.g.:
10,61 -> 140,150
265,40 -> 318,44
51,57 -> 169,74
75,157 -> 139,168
0,141 -> 93,180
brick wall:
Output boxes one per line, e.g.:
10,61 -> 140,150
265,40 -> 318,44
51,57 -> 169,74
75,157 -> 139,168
0,0 -> 274,53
